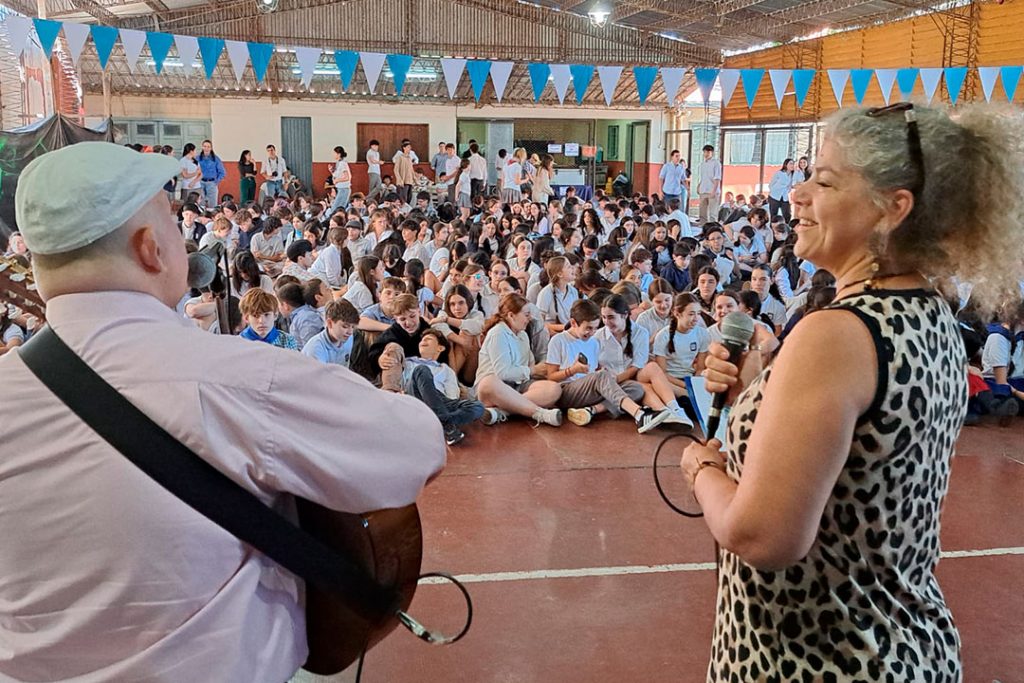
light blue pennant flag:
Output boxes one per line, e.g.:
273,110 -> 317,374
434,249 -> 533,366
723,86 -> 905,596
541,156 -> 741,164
467,59 -> 492,101
528,63 -> 550,101
147,31 -> 174,74
387,54 -> 414,95
333,50 -> 358,90
792,69 -> 815,108
32,18 -> 61,58
90,24 -> 119,70
874,68 -> 897,105
248,42 -> 273,83
977,66 -> 999,102
849,69 -> 873,104
633,66 -> 658,105
197,36 -> 224,79
739,68 -> 763,108
943,66 -> 968,105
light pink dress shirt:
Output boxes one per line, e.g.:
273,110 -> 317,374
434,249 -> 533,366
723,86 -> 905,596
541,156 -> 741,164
0,291 -> 445,682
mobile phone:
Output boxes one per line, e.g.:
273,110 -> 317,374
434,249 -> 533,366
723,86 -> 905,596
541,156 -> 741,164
577,353 -> 589,365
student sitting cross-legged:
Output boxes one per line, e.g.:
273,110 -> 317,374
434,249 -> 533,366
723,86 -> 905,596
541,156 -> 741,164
238,288 -> 299,350
546,299 -> 672,433
368,293 -> 432,391
397,329 -> 486,446
474,294 -> 563,427
302,298 -> 359,367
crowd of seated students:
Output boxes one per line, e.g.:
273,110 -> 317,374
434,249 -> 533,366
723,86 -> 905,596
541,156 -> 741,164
4,183 -> 1022,440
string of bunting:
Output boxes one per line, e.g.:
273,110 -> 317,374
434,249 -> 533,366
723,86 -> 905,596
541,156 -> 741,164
4,13 -> 1023,107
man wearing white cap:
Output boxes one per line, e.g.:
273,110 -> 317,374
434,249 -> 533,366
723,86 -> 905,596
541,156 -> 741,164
0,142 -> 445,680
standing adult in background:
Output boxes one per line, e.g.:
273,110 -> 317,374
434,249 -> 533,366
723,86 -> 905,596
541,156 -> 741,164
767,158 -> 795,224
0,141 -> 445,680
533,154 -> 555,205
441,143 -> 460,205
261,144 -> 287,200
366,139 -> 382,201
682,102 -> 1024,682
468,142 -> 488,199
697,144 -> 723,223
392,138 -> 419,165
196,139 -> 225,209
394,141 -> 416,205
659,149 -> 687,210
328,145 -> 352,217
430,142 -> 447,186
237,149 -> 257,204
178,143 -> 201,204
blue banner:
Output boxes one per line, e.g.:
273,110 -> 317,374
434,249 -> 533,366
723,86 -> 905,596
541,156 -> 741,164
334,50 -> 358,90
694,68 -> 719,105
146,32 -> 174,74
90,25 -> 118,70
791,69 -> 815,108
739,68 -> 763,108
528,63 -> 550,101
944,66 -> 968,105
467,59 -> 492,101
569,64 -> 594,104
32,18 -> 61,58
896,67 -> 919,96
632,66 -> 657,105
387,54 -> 414,95
1001,65 -> 1023,101
247,42 -> 273,83
850,69 -> 873,104
197,36 -> 224,80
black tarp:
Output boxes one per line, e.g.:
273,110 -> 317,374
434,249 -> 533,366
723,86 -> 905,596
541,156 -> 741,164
0,114 -> 115,249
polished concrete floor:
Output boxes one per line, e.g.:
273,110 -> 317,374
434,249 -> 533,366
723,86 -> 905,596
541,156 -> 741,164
298,418 -> 1023,683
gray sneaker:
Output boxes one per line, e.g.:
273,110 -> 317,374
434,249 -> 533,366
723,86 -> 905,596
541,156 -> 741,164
481,408 -> 509,426
532,408 -> 563,427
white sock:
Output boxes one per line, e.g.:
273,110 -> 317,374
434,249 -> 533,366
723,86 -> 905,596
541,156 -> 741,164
667,399 -> 681,411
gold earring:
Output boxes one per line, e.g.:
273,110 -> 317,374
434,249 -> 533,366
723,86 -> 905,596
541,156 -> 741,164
864,259 -> 880,290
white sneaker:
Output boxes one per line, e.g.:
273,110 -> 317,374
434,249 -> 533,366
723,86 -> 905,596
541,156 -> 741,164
532,408 -> 563,427
663,409 -> 694,429
635,407 -> 672,434
481,408 -> 509,425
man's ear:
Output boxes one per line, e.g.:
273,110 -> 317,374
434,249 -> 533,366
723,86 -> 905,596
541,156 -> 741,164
129,226 -> 162,273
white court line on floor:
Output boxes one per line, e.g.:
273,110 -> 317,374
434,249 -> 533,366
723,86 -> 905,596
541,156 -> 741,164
419,546 -> 1024,585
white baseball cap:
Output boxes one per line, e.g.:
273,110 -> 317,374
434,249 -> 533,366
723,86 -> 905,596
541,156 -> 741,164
15,141 -> 179,255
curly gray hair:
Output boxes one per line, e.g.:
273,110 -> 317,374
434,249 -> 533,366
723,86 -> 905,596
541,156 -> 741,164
824,104 -> 1024,313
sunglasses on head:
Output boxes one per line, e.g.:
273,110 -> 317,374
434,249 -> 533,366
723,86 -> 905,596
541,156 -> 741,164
866,102 -> 925,196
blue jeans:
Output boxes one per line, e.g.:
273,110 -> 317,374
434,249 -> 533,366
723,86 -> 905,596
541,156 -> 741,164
408,365 -> 484,428
329,187 -> 350,218
263,179 -> 283,199
201,181 -> 219,208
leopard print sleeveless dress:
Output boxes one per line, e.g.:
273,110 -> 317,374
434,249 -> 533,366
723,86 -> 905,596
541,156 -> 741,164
709,290 -> 966,683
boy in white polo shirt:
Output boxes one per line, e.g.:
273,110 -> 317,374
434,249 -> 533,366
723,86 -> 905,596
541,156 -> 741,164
545,299 -> 671,433
302,299 -> 359,367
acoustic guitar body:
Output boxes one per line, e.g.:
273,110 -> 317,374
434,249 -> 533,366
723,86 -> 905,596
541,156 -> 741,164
296,502 -> 423,675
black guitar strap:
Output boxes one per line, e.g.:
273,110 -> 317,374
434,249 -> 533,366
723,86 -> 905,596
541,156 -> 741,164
18,326 -> 399,621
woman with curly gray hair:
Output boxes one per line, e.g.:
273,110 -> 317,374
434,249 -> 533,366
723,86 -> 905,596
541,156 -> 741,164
681,103 -> 1024,682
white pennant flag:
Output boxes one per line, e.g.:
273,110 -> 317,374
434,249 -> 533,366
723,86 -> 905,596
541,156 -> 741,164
768,69 -> 791,109
440,58 -> 466,99
294,46 -> 320,88
827,69 -> 851,106
874,69 -> 898,105
62,21 -> 90,65
550,64 -> 571,104
4,14 -> 32,57
225,40 -> 249,82
661,67 -> 686,106
491,61 -> 514,102
173,34 -> 199,70
919,68 -> 942,104
119,28 -> 147,73
359,52 -> 387,94
718,69 -> 740,107
977,66 -> 999,103
597,65 -> 623,106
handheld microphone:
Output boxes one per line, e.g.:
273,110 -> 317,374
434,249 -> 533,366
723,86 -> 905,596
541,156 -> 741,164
704,312 -> 756,441
186,241 -> 226,289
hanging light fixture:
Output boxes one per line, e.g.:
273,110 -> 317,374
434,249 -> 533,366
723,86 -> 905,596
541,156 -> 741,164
587,0 -> 612,28
256,0 -> 279,14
